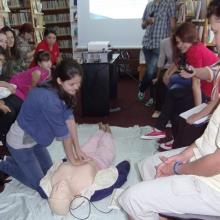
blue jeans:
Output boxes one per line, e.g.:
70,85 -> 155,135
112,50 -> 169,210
169,74 -> 192,90
139,47 -> 160,93
0,144 -> 52,199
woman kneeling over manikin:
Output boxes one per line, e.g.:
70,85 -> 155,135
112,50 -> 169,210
40,123 -> 130,215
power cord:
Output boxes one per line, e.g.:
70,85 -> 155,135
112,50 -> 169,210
69,195 -> 113,220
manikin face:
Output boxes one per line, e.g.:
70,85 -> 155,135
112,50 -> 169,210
209,15 -> 220,54
175,36 -> 192,54
57,74 -> 82,96
0,33 -> 7,50
5,31 -> 15,48
45,33 -> 56,47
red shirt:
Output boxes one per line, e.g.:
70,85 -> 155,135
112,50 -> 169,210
30,39 -> 60,67
186,43 -> 218,97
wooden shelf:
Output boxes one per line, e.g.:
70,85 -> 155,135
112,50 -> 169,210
60,48 -> 73,52
206,43 -> 216,47
11,24 -> 24,28
0,10 -> 10,13
9,6 -> 30,11
42,8 -> 69,14
191,19 -> 206,23
57,35 -> 71,40
45,21 -> 70,26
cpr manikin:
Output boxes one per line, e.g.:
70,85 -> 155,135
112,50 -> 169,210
40,123 -> 119,215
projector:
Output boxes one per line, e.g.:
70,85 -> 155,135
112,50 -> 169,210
88,41 -> 111,52
82,51 -> 112,63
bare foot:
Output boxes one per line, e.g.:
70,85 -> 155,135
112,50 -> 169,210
98,122 -> 105,131
127,215 -> 134,220
105,124 -> 112,134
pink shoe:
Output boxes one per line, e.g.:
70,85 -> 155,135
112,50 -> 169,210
159,140 -> 174,150
141,128 -> 166,140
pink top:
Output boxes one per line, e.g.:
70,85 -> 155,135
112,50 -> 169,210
10,66 -> 49,101
186,43 -> 218,97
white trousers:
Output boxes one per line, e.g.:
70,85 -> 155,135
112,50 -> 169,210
118,148 -> 220,220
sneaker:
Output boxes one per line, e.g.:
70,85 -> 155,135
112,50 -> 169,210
141,128 -> 166,140
109,107 -> 121,113
151,111 -> 161,118
138,91 -> 145,101
159,140 -> 174,151
144,98 -> 154,107
165,121 -> 172,128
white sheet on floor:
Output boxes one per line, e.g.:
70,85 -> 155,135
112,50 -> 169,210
0,124 -> 157,220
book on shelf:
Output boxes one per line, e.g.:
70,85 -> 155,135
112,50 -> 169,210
42,0 -> 69,10
207,25 -> 215,44
8,0 -> 30,8
185,0 -> 195,17
195,25 -> 204,41
176,0 -> 186,23
35,0 -> 42,13
2,0 -> 10,12
9,11 -> 32,26
194,0 -> 202,20
44,13 -> 70,24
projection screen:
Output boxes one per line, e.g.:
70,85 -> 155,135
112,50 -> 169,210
77,0 -> 149,49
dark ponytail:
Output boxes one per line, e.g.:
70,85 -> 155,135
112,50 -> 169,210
40,59 -> 83,109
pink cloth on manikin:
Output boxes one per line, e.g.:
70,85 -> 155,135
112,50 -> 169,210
81,130 -> 115,170
9,66 -> 49,101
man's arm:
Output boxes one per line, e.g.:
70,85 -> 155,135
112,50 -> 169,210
178,148 -> 220,177
192,78 -> 202,106
186,97 -> 220,124
141,17 -> 154,29
170,17 -> 176,33
162,63 -> 177,85
180,67 -> 212,81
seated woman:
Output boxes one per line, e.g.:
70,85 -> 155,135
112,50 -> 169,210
141,22 -> 218,150
173,58 -> 220,148
0,31 -> 7,51
40,123 -> 130,215
151,37 -> 173,118
1,26 -> 26,78
0,51 -> 52,146
30,28 -> 60,67
17,23 -> 35,68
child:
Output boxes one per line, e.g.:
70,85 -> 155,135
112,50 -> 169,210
0,51 -> 52,146
0,59 -> 87,199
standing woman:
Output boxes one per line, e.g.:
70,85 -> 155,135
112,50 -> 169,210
30,28 -> 60,67
0,60 -> 86,198
141,22 -> 218,142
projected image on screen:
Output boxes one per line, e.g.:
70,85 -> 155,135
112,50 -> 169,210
90,0 -> 147,19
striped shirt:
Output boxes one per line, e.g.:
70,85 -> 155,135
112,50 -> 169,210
142,0 -> 176,49
206,60 -> 220,100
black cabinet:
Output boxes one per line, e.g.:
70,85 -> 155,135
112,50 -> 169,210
81,63 -> 110,116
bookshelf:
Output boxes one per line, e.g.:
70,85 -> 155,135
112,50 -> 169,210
1,0 -> 45,43
0,0 -> 10,28
42,0 -> 73,59
176,0 -> 215,47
